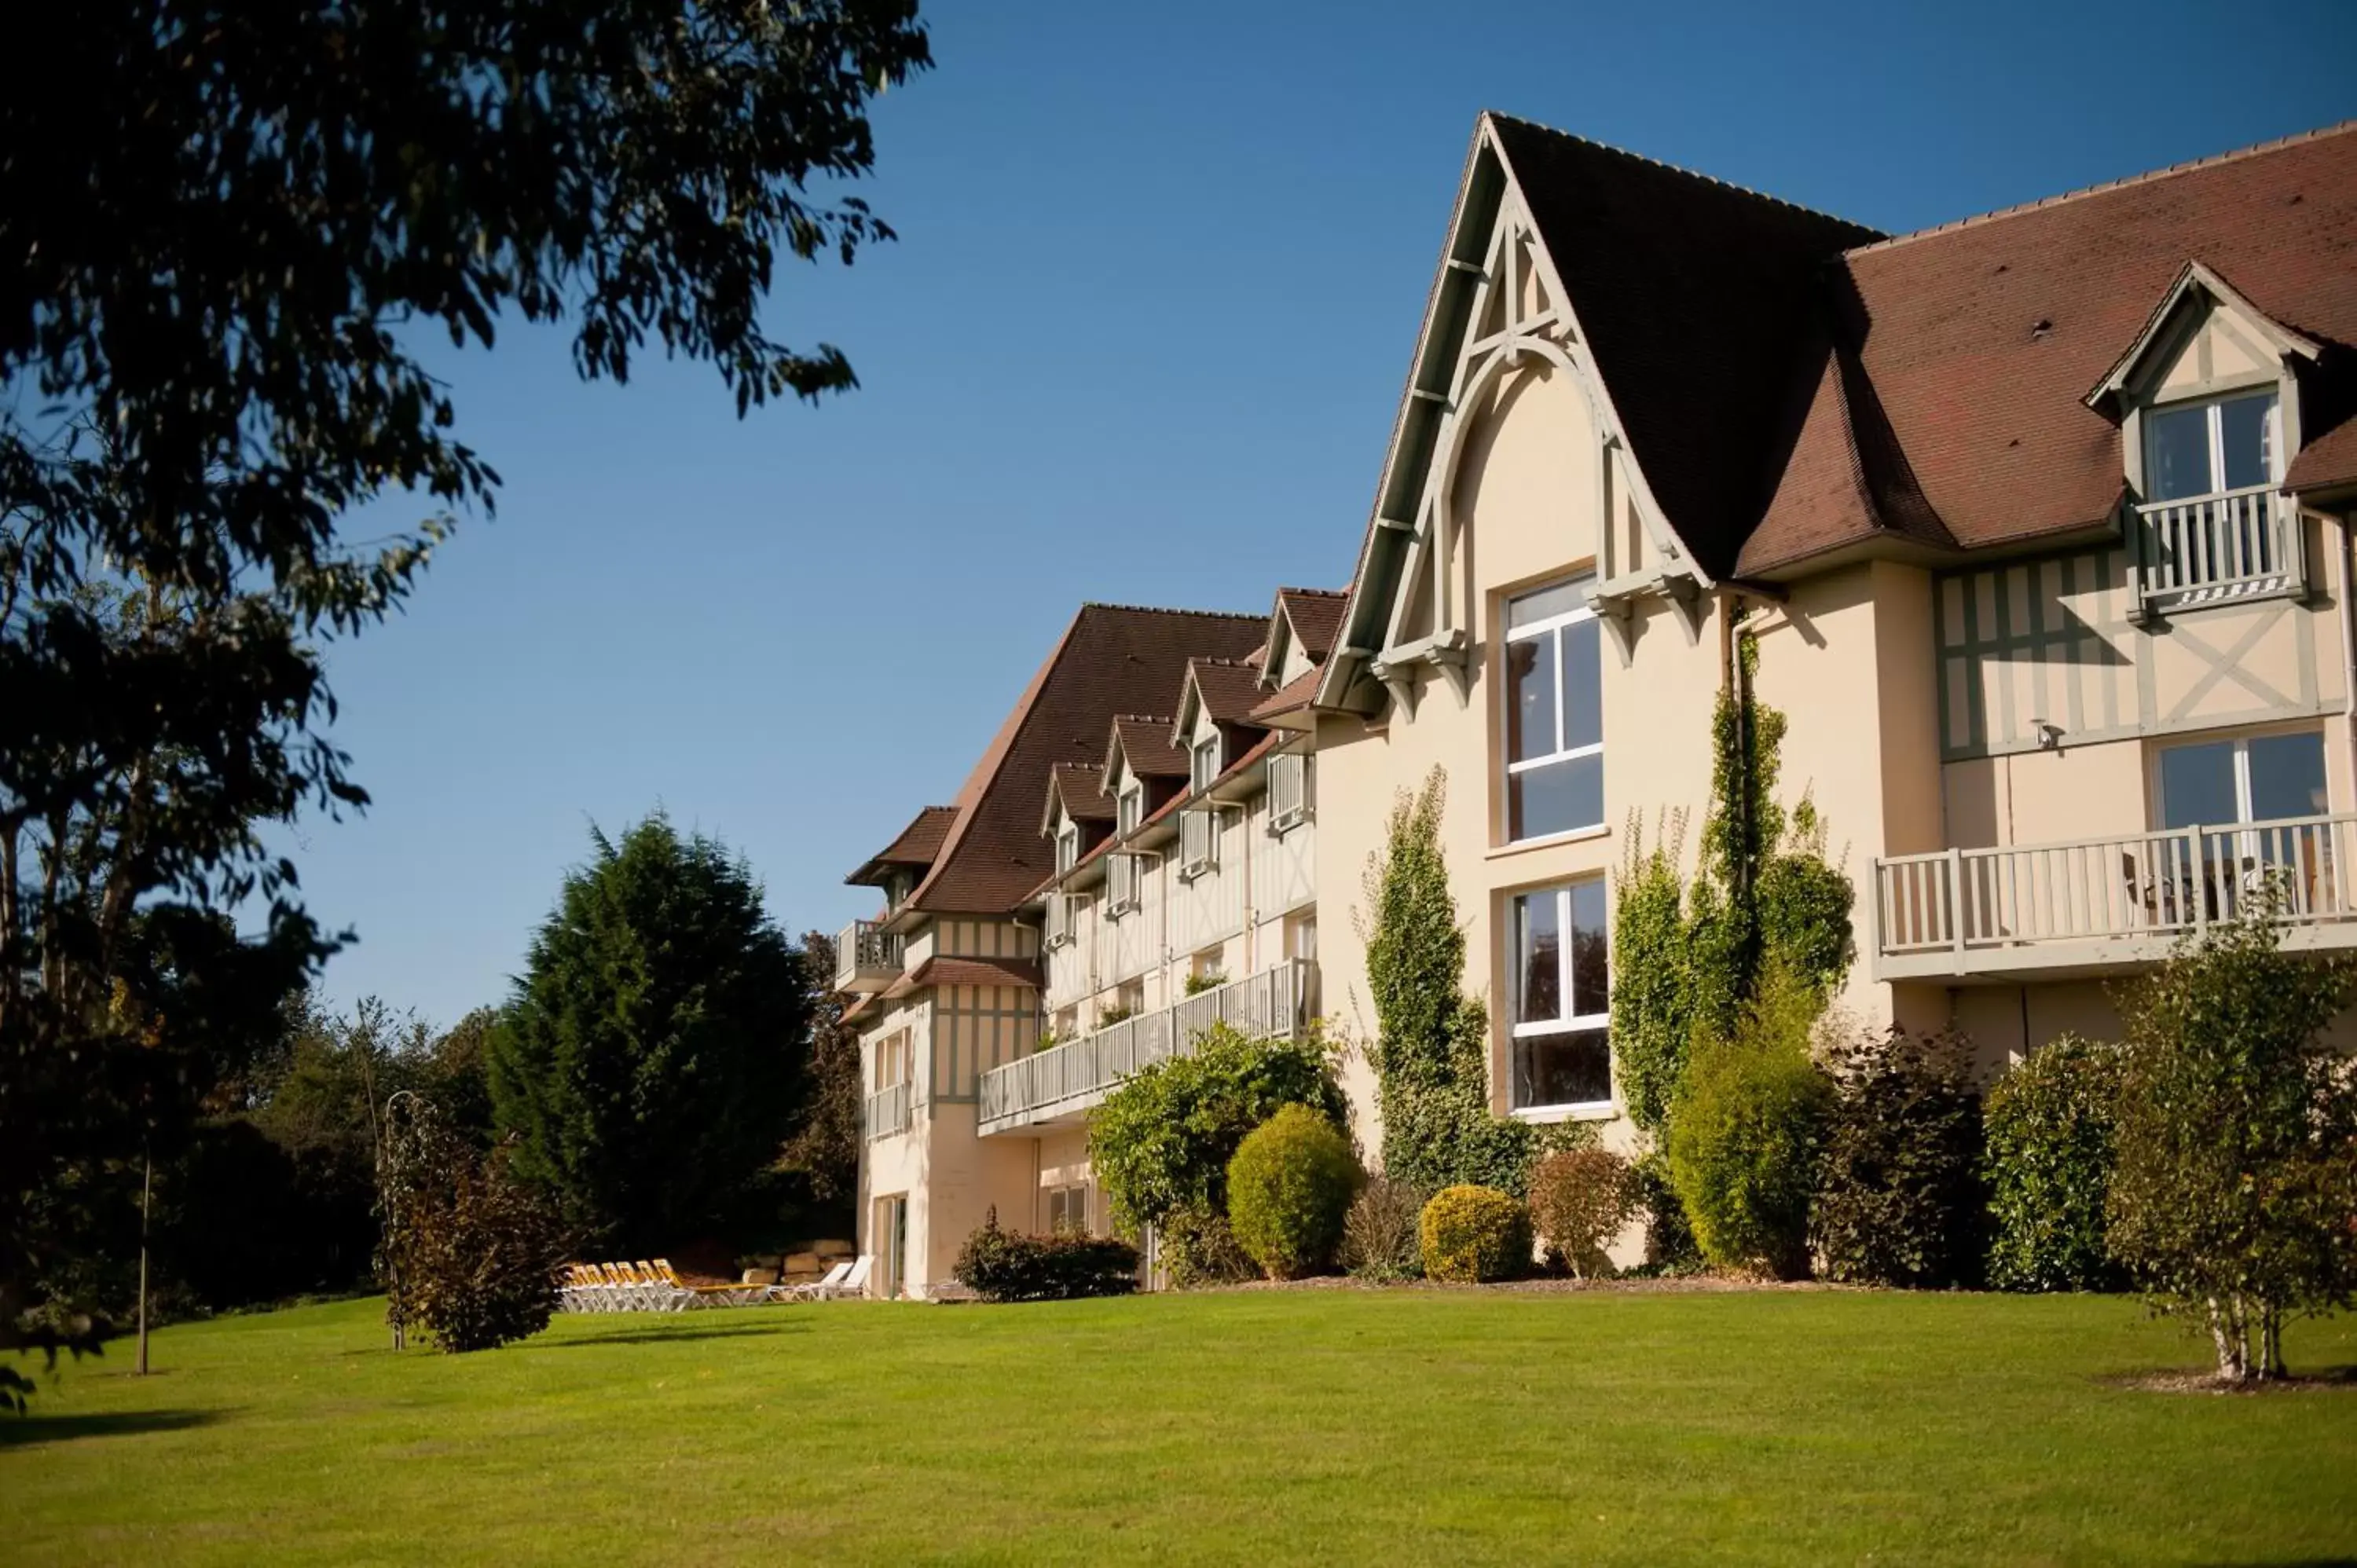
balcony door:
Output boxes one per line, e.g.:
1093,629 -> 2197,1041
2156,729 -> 2331,916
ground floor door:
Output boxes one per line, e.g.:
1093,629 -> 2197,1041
874,1195 -> 907,1299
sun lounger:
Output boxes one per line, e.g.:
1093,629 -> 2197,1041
805,1255 -> 871,1301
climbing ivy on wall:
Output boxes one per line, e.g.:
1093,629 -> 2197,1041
1358,768 -> 1571,1198
1611,628 -> 1857,1136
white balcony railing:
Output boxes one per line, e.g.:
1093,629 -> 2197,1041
863,1080 -> 913,1141
834,919 -> 903,993
977,959 -> 1315,1136
2134,483 -> 2297,611
1874,812 -> 2357,979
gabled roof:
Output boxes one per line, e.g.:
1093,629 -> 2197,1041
1275,587 -> 1347,661
1741,119 -> 2357,573
1105,714 -> 1189,782
1175,658 -> 1267,738
896,605 -> 1263,915
2084,259 -> 2321,411
1041,762 -> 1116,834
845,804 -> 959,888
1487,114 -> 1886,578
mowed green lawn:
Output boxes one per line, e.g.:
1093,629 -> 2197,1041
4,1288 -> 2353,1566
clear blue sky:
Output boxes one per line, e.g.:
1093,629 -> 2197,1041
300,0 -> 2357,1028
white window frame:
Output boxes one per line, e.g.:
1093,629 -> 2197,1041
2153,724 -> 2328,830
1117,786 -> 1142,836
1177,808 -> 1219,882
1268,752 -> 1312,834
1501,576 -> 1604,845
1190,735 -> 1222,793
1106,852 -> 1141,918
1044,890 -> 1084,950
1055,822 -> 1080,875
2142,387 -> 2281,502
1508,880 -> 1613,1118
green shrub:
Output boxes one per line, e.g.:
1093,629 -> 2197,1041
1159,1205 -> 1255,1288
1666,967 -> 1831,1279
1418,1185 -> 1532,1283
2108,907 -> 2357,1380
1984,1034 -> 2127,1292
1088,1023 -> 1348,1239
1226,1106 -> 1361,1279
954,1210 -> 1140,1302
1340,1174 -> 1424,1280
1813,1027 -> 1985,1288
1362,769 -> 1548,1196
1528,1147 -> 1639,1278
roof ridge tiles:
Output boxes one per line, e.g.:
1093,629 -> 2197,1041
1483,110 -> 1882,236
1847,119 -> 2357,258
1076,600 -> 1265,621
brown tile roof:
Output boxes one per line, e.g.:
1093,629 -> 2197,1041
1109,713 -> 1189,779
845,804 -> 959,887
1275,588 -> 1347,661
902,605 -> 1264,915
1490,114 -> 1885,579
1248,666 -> 1321,726
1021,730 -> 1288,903
883,954 -> 1043,998
1741,120 -> 2357,573
1044,762 -> 1116,826
1184,658 -> 1267,728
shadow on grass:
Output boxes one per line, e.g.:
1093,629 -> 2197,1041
2100,1365 -> 2357,1395
0,1408 -> 225,1449
526,1320 -> 813,1350
2190,1560 -> 2357,1567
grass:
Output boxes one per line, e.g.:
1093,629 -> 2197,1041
4,1288 -> 2354,1566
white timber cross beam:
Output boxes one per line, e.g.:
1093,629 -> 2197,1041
1373,188 -> 1711,702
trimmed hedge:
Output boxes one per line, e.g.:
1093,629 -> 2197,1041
1418,1185 -> 1532,1283
1226,1106 -> 1361,1280
954,1210 -> 1139,1302
1984,1033 -> 2127,1292
1813,1028 -> 1985,1288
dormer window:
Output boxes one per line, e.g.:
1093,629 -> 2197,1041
1190,736 -> 1221,793
2134,389 -> 2292,611
2146,390 -> 2278,502
1055,822 -> 1079,874
1117,786 -> 1142,836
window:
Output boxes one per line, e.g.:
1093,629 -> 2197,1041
1503,577 -> 1604,842
1106,852 -> 1140,916
2145,390 -> 2278,501
1044,891 -> 1083,949
1117,786 -> 1142,836
1178,808 -> 1217,881
1055,822 -> 1079,874
1268,753 -> 1311,832
1509,881 -> 1611,1112
1190,947 -> 1226,988
1285,911 -> 1318,962
1191,735 -> 1222,793
1046,1184 -> 1092,1236
2157,729 -> 2326,830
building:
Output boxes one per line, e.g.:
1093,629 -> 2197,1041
836,113 -> 2357,1295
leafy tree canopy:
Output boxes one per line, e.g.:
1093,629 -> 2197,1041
488,815 -> 816,1255
2,0 -> 926,1381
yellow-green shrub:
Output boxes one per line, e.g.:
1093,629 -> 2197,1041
1418,1184 -> 1532,1283
1225,1105 -> 1361,1279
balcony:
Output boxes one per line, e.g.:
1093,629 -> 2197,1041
2133,483 -> 2297,613
864,1081 -> 912,1141
834,919 -> 904,994
1873,813 -> 2357,980
977,959 -> 1316,1137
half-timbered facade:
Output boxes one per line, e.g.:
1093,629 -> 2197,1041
834,114 -> 2357,1291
